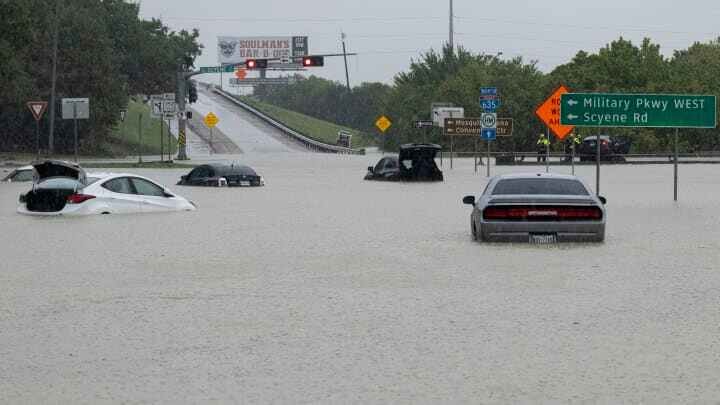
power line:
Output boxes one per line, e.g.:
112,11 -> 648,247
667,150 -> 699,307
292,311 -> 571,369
162,16 -> 444,23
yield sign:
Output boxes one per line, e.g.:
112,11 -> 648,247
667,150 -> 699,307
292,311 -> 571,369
27,101 -> 48,122
235,68 -> 247,80
535,85 -> 575,140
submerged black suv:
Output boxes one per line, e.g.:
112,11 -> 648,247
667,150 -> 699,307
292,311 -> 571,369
365,143 -> 444,182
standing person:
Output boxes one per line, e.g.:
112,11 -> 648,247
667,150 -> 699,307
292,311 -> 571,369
537,133 -> 549,162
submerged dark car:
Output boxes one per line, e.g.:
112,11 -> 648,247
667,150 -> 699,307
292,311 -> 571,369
178,164 -> 265,187
576,135 -> 631,161
365,143 -> 443,182
3,165 -> 34,182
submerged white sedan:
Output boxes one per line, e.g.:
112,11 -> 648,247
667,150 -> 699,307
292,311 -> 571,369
17,161 -> 196,216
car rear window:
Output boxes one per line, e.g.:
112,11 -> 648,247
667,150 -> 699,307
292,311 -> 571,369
35,178 -> 82,190
492,178 -> 589,196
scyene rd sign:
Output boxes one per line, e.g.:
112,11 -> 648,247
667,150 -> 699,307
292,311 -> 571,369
560,93 -> 717,128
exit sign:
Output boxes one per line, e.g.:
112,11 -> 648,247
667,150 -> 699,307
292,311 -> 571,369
561,93 -> 717,128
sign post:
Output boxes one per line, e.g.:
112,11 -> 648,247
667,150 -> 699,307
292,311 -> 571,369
204,112 -> 219,153
138,113 -> 143,164
561,92 -> 717,200
481,113 -> 497,177
375,115 -> 392,155
27,101 -> 48,160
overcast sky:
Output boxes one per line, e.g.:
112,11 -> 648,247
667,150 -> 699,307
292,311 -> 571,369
139,0 -> 719,85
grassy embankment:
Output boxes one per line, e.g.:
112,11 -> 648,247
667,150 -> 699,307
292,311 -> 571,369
237,96 -> 375,149
106,100 -> 176,156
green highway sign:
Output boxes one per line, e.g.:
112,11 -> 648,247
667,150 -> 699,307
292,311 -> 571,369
560,93 -> 717,128
199,65 -> 236,74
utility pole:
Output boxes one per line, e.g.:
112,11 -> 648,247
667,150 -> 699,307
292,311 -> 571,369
341,32 -> 351,91
176,71 -> 188,160
176,69 -> 202,161
449,0 -> 454,50
48,0 -> 61,155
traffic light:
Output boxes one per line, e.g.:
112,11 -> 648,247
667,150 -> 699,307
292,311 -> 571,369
188,81 -> 198,103
302,56 -> 324,67
245,59 -> 268,69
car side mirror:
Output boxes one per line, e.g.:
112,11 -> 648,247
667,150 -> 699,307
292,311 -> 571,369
462,196 -> 476,205
163,190 -> 175,198
367,166 -> 374,173
598,196 -> 607,205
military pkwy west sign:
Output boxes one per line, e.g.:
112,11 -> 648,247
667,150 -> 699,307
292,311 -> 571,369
560,93 -> 717,128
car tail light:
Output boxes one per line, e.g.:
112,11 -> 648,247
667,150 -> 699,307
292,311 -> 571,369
66,193 -> 96,204
484,206 -> 602,221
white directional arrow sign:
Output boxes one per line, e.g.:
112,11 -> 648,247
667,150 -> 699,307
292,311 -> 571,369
567,99 -> 579,106
567,114 -> 579,120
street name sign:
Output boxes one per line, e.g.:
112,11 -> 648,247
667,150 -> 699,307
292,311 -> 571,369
444,117 -> 512,136
375,115 -> 392,133
445,118 -> 481,135
496,118 -> 513,136
199,65 -> 236,73
229,78 -> 293,86
560,93 -> 717,128
536,85 -> 575,140
27,101 -> 48,121
414,120 -> 434,129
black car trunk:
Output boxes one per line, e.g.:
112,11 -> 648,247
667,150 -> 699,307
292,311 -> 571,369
23,160 -> 86,212
25,188 -> 76,212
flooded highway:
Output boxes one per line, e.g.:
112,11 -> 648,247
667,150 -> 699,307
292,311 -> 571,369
2,156 -> 720,403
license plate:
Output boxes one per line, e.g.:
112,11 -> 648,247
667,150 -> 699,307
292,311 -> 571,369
239,181 -> 251,186
529,233 -> 557,244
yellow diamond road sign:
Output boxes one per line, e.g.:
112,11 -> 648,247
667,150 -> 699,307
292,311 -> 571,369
375,115 -> 392,133
204,112 -> 219,128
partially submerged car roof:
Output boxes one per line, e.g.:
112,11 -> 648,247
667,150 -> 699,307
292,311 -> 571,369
32,160 -> 86,182
203,163 -> 257,176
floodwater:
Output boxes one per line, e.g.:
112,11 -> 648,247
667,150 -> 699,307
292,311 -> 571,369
2,156 -> 720,403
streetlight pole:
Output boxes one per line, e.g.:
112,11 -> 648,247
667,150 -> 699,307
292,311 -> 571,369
341,32 -> 351,91
48,0 -> 61,155
449,0 -> 454,50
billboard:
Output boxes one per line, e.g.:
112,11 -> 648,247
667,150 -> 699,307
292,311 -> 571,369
218,36 -> 308,65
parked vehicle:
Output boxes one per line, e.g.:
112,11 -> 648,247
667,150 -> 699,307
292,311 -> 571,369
17,160 -> 196,216
177,164 -> 265,187
463,173 -> 606,243
365,143 -> 443,182
2,165 -> 33,182
576,135 -> 631,161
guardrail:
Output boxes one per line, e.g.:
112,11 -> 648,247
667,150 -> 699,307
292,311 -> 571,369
211,87 -> 364,155
439,151 -> 720,165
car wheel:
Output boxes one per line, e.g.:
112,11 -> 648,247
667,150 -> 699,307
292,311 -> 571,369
471,221 -> 478,241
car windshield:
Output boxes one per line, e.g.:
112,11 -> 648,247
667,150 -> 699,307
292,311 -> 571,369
492,178 -> 589,195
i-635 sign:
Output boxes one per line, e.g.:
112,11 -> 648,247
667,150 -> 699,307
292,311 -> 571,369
560,93 -> 717,128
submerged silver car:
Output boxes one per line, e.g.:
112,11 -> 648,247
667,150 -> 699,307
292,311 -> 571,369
463,173 -> 606,243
